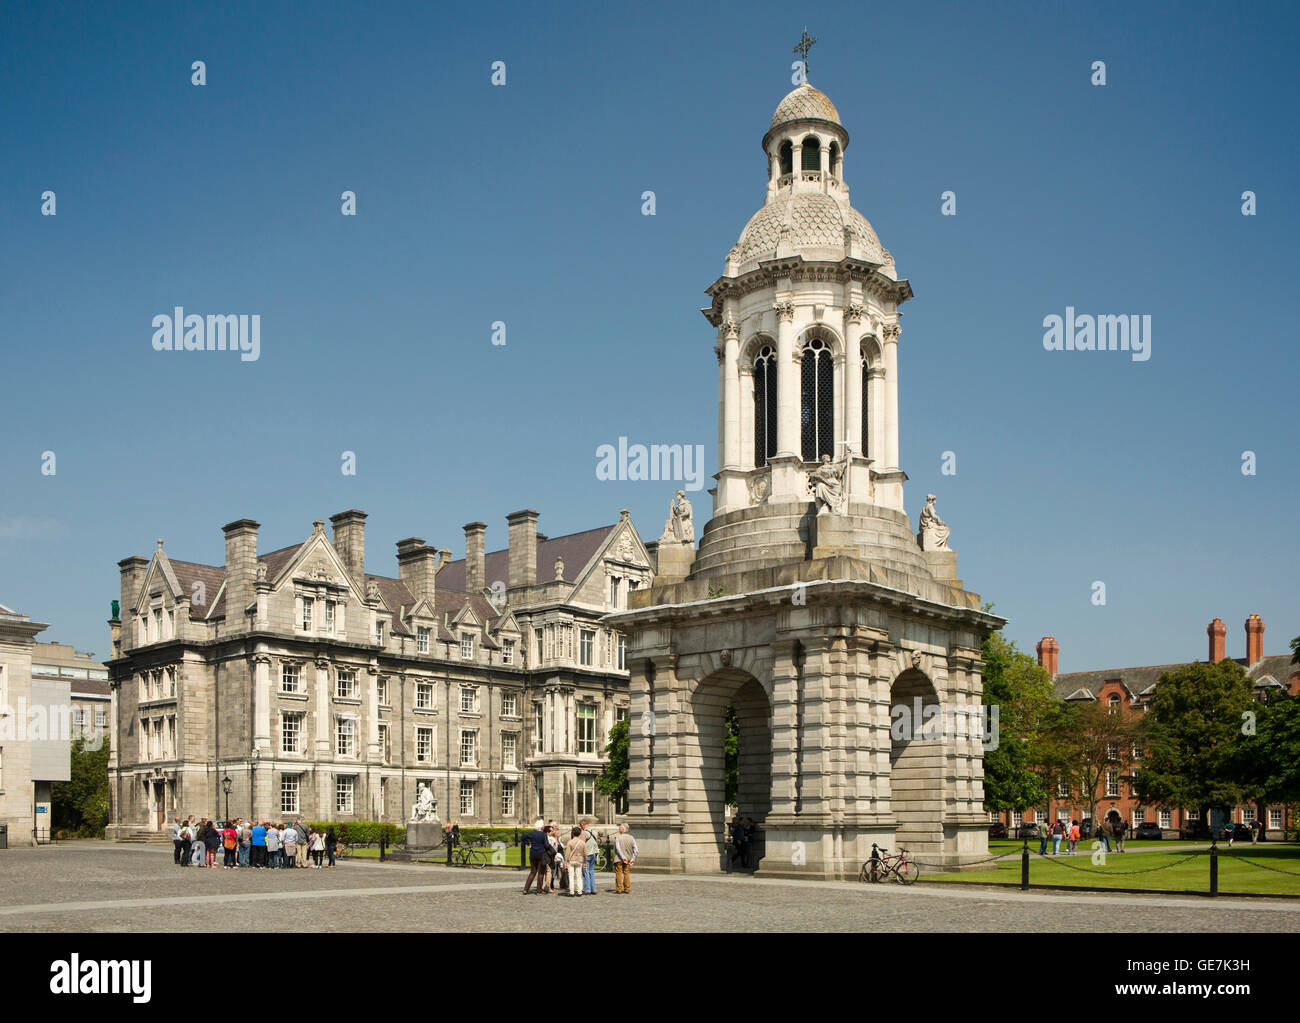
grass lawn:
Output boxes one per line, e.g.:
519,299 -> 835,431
342,845 -> 529,867
987,839 -> 1209,855
923,845 -> 1300,896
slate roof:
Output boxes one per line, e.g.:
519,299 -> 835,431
1054,654 -> 1300,701
438,523 -> 619,593
365,574 -> 504,647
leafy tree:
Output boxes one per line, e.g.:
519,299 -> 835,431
1220,692 -> 1300,824
1290,632 -> 1299,665
1135,659 -> 1253,822
52,739 -> 110,837
596,717 -> 629,813
724,705 -> 739,807
1039,699 -> 1141,827
980,630 -> 1054,813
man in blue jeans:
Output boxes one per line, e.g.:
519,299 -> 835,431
580,820 -> 598,895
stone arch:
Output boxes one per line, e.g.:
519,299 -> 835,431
889,667 -> 946,856
679,666 -> 772,872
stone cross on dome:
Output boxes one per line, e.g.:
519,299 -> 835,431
793,27 -> 818,76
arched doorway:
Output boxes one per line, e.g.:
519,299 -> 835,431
890,668 -> 945,854
682,668 -> 772,872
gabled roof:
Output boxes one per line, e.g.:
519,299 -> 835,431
438,523 -> 619,593
1054,654 -> 1300,702
364,574 -> 501,647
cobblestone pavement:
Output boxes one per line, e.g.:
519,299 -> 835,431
2,843 -> 1298,933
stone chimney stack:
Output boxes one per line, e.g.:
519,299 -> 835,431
330,509 -> 367,584
118,556 -> 149,649
1036,636 -> 1060,676
396,538 -> 439,604
464,522 -> 487,593
506,510 -> 539,589
1207,618 -> 1227,662
222,519 -> 260,632
1245,614 -> 1265,666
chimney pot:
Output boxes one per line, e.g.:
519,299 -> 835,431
330,509 -> 367,584
506,510 -> 539,589
1245,614 -> 1265,667
1036,636 -> 1059,676
1208,617 -> 1227,662
464,522 -> 487,594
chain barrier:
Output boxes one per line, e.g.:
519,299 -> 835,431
1217,851 -> 1300,877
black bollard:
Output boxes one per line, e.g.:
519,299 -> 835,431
1021,839 -> 1030,890
380,834 -> 386,862
1209,841 -> 1218,897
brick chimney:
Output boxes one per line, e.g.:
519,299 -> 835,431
222,519 -> 260,632
1245,614 -> 1265,666
464,522 -> 486,593
117,555 -> 149,650
506,509 -> 539,589
396,538 -> 440,604
330,509 -> 367,584
1207,618 -> 1226,662
1036,636 -> 1059,676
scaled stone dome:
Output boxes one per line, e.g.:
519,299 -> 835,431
730,191 -> 892,274
769,83 -> 842,132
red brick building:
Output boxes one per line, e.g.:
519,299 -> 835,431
991,616 -> 1299,837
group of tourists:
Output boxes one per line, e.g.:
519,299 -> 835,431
728,814 -> 756,869
1037,819 -> 1086,855
171,816 -> 338,869
520,819 -> 639,896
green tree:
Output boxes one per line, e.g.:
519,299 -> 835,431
52,738 -> 110,837
1220,692 -> 1300,825
1039,699 -> 1140,827
980,630 -> 1054,813
1135,659 -> 1253,823
724,705 -> 739,807
596,717 -> 629,813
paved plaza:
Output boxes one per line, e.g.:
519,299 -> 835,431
1,842 -> 1298,932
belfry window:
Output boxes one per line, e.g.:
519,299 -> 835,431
830,141 -> 841,178
861,352 -> 871,456
753,345 -> 777,467
801,135 -> 821,172
779,141 -> 793,176
801,337 -> 833,461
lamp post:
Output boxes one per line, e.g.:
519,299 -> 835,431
221,774 -> 232,823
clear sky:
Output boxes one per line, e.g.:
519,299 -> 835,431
2,0 -> 1297,673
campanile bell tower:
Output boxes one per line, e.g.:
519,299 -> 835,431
611,41 -> 1003,880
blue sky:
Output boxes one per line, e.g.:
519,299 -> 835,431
2,0 -> 1297,672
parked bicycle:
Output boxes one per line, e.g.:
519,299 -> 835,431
859,843 -> 918,884
451,843 -> 489,868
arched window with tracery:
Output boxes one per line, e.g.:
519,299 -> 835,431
753,345 -> 777,468
800,336 -> 833,461
861,349 -> 871,457
778,141 -> 793,176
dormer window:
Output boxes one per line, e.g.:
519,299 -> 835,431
324,600 -> 336,632
375,620 -> 385,646
502,639 -> 515,665
417,626 -> 430,654
460,633 -> 474,660
301,596 -> 314,631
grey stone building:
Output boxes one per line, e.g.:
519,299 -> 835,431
105,509 -> 651,838
608,77 -> 1002,879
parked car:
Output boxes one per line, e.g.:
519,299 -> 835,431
1135,821 -> 1163,840
988,821 -> 1008,839
1017,822 -> 1041,840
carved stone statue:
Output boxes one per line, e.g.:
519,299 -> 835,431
410,782 -> 439,823
918,494 -> 951,551
366,580 -> 381,601
554,556 -> 565,581
660,491 -> 695,545
808,453 -> 846,516
256,562 -> 268,582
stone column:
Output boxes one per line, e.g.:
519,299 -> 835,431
882,322 -> 901,468
722,317 -> 740,469
844,306 -> 864,456
774,299 -> 798,458
868,365 -> 886,466
766,639 -> 800,820
252,651 -> 271,753
819,141 -> 830,193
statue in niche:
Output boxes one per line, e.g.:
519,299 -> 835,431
660,491 -> 695,544
918,494 -> 952,551
554,557 -> 565,581
808,452 -> 846,516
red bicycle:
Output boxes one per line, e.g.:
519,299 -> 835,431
859,843 -> 919,884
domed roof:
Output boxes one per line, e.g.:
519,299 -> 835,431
730,191 -> 892,274
769,83 -> 842,132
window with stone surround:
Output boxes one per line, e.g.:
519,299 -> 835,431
459,779 -> 474,817
501,781 -> 516,818
1269,808 -> 1283,830
618,635 -> 627,671
460,686 -> 479,714
95,708 -> 107,729
576,774 -> 595,816
281,712 -> 302,754
1105,769 -> 1119,797
324,600 -> 336,632
375,619 -> 385,645
415,726 -> 434,763
301,596 -> 313,631
503,731 -> 518,768
167,666 -> 176,697
502,691 -> 518,717
416,682 -> 433,710
459,729 -> 477,767
280,663 -> 300,693
460,633 -> 475,660
577,703 -> 597,754
1159,808 -> 1172,829
378,722 -> 390,763
336,776 -> 355,815
502,639 -> 515,665
281,775 -> 300,814
336,669 -> 358,700
417,626 -> 430,654
532,702 -> 545,754
579,630 -> 595,666
535,629 -> 544,666
1133,808 -> 1145,825
336,716 -> 356,757
377,676 -> 389,705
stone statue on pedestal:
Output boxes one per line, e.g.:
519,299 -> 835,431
918,494 -> 951,551
409,782 -> 439,823
808,453 -> 846,516
659,491 -> 695,544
